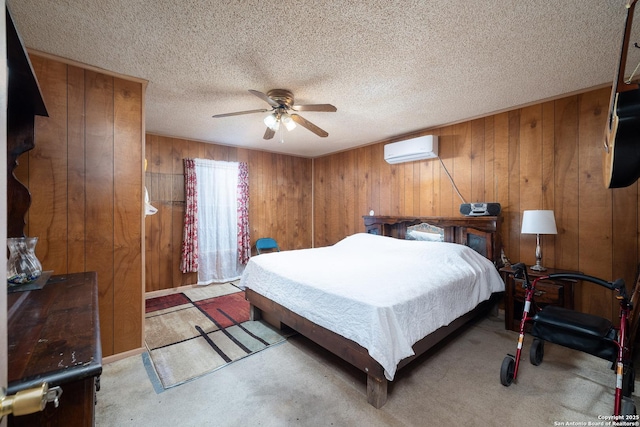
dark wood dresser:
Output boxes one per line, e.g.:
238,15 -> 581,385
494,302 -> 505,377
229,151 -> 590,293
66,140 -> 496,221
7,272 -> 102,426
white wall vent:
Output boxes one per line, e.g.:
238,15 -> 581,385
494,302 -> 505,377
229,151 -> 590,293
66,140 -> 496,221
383,135 -> 438,164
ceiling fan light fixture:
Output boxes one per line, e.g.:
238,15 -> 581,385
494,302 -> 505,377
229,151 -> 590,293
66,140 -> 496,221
281,113 -> 296,131
264,113 -> 279,131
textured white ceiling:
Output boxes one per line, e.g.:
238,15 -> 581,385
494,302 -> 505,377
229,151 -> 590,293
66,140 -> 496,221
6,0 -> 635,157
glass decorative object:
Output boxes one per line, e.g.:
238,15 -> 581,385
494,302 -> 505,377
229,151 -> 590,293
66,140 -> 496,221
7,236 -> 43,286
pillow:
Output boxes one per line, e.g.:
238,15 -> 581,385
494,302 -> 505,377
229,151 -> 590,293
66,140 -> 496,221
407,229 -> 443,242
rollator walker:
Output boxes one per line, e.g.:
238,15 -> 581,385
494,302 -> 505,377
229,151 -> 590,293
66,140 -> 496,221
500,263 -> 640,416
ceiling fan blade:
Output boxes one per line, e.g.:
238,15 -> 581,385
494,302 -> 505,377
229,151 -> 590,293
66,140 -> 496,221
263,127 -> 276,140
290,114 -> 329,137
292,104 -> 337,112
212,108 -> 268,118
249,89 -> 280,107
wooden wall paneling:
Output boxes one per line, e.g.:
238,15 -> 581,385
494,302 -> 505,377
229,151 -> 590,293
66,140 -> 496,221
236,147 -> 250,165
287,156 -> 299,247
267,153 -> 278,243
333,152 -> 342,243
228,145 -> 239,162
309,86 -> 636,323
284,154 -> 295,248
256,151 -> 272,245
328,153 -> 341,244
318,154 -> 331,245
483,116 -> 496,203
30,56 -> 68,274
204,142 -> 218,161
113,77 -> 143,353
541,102 -> 556,207
156,136 -> 174,290
369,143 -> 382,217
438,126 -> 454,216
249,150 -> 263,250
404,160 -> 415,216
470,119 -> 485,203
259,152 -> 271,243
313,156 -> 324,246
144,136 -> 160,292
426,129 -> 441,216
518,105 -> 543,267
355,146 -> 371,231
577,88 -> 614,319
301,156 -> 312,247
276,154 -> 289,248
300,156 -> 312,247
612,184 -> 638,322
320,153 -> 333,244
454,122 -> 472,207
553,96 -> 580,274
379,146 -> 392,217
12,155 -> 29,236
493,112 -> 511,258
342,150 -> 356,237
507,110 -> 521,264
389,160 -> 401,216
67,65 -> 86,273
417,155 -> 430,216
27,53 -> 145,356
404,161 -> 413,216
144,203 -> 157,291
541,101 -> 556,266
84,70 -> 115,355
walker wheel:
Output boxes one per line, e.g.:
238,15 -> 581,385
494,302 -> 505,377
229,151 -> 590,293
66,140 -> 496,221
622,396 -> 637,416
529,338 -> 544,366
500,356 -> 515,386
623,363 -> 635,397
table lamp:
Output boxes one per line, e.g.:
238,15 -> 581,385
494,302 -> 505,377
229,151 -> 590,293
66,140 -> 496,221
521,210 -> 557,271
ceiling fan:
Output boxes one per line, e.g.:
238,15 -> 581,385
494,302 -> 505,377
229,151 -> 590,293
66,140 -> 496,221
212,89 -> 337,141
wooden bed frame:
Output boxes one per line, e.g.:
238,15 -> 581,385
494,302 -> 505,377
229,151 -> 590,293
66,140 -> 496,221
246,215 -> 503,408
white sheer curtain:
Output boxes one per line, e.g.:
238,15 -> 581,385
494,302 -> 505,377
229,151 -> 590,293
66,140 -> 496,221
194,159 -> 244,284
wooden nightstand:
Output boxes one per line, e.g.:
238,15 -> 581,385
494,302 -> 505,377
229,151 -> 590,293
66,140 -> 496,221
500,265 -> 578,332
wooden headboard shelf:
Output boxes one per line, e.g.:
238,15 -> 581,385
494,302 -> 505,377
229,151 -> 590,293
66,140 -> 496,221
363,215 -> 503,267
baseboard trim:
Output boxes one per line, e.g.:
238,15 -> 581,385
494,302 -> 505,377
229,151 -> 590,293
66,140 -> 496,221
103,347 -> 145,364
145,284 -> 199,299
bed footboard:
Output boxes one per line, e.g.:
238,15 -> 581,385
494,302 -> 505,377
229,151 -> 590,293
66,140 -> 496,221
245,288 -> 500,408
245,289 -> 389,407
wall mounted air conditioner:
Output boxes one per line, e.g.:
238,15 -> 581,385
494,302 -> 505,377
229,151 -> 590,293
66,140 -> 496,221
383,135 -> 438,164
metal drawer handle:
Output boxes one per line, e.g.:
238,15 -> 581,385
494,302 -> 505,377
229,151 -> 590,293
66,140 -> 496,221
534,290 -> 546,297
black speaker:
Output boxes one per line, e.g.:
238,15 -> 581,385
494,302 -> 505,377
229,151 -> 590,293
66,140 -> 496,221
460,202 -> 501,216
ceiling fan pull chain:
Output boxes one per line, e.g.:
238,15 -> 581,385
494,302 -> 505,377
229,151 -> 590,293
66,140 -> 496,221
625,42 -> 640,84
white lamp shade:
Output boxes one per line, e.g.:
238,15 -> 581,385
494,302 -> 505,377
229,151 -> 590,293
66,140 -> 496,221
281,113 -> 296,131
264,113 -> 279,131
521,210 -> 557,235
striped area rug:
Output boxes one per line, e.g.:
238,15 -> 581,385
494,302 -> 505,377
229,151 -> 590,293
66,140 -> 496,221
144,282 -> 288,389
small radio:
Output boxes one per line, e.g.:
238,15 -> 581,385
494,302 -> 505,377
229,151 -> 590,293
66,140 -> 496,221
459,202 -> 501,217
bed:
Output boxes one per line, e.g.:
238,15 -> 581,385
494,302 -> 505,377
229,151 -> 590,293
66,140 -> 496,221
240,215 -> 504,408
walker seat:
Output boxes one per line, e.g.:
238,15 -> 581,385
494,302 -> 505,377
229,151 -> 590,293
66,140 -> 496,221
500,263 -> 639,416
531,305 -> 617,362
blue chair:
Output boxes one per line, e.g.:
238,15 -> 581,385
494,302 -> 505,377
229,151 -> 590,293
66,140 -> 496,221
255,238 -> 280,255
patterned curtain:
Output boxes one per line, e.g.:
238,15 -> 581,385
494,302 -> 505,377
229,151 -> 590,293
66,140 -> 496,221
180,158 -> 199,273
237,162 -> 250,264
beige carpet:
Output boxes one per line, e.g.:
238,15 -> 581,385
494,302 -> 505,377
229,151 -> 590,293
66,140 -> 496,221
97,312 -> 639,426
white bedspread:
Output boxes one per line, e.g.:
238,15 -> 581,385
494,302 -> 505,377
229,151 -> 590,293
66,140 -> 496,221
239,233 -> 505,380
